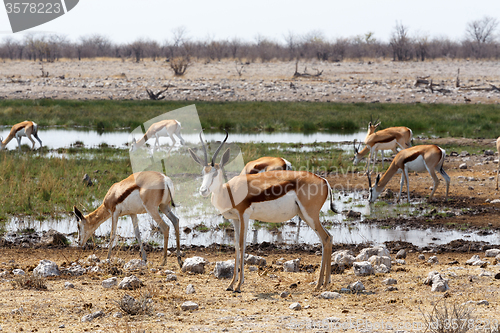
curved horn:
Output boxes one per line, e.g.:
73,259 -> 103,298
211,129 -> 228,166
367,173 -> 372,189
199,130 -> 208,165
353,139 -> 358,153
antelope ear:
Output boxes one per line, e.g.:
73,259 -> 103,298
73,206 -> 84,221
189,148 -> 205,166
220,148 -> 231,168
376,174 -> 381,183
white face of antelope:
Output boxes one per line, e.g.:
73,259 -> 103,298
129,138 -> 138,152
199,165 -> 222,197
368,175 -> 381,203
353,152 -> 362,165
74,207 -> 90,246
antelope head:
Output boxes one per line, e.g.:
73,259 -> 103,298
367,174 -> 381,203
368,116 -> 381,135
73,206 -> 98,246
189,130 -> 231,197
352,140 -> 363,165
129,138 -> 138,152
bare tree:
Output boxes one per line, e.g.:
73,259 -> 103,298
414,32 -> 429,61
465,16 -> 499,58
390,21 -> 412,61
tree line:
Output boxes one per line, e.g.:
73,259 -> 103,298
0,17 -> 498,63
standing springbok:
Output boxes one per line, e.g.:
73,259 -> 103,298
130,119 -> 186,153
0,121 -> 42,152
496,137 -> 500,190
368,145 -> 450,203
189,132 -> 336,292
73,171 -> 183,268
354,122 -> 413,174
240,156 -> 292,175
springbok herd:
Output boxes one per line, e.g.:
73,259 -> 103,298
2,119 -> 499,292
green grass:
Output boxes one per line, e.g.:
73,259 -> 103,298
0,100 -> 499,137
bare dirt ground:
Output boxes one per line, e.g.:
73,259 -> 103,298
1,59 -> 499,104
1,60 -> 500,332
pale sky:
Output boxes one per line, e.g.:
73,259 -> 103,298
1,0 -> 499,44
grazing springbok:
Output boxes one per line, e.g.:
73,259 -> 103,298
354,122 -> 413,174
496,137 -> 500,190
130,119 -> 186,153
73,171 -> 183,268
368,145 -> 450,203
0,121 -> 42,152
189,132 -> 336,292
240,156 -> 292,175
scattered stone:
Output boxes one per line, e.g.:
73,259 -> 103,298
64,264 -> 86,276
447,260 -> 459,265
460,151 -> 470,157
113,312 -> 123,318
345,210 -> 361,218
280,291 -> 290,298
348,281 -> 365,292
118,275 -> 143,290
248,266 -> 258,272
245,254 -> 266,266
477,300 -> 489,306
87,254 -> 100,263
484,150 -> 494,156
186,284 -> 196,294
395,259 -> 406,265
331,250 -> 355,268
490,199 -> 500,204
102,277 -> 117,288
213,260 -> 234,279
39,229 -> 69,247
33,260 -> 60,277
123,259 -> 147,271
181,301 -> 199,311
465,255 -> 481,265
89,266 -> 102,273
385,286 -> 398,291
478,270 -> 492,277
320,291 -> 341,299
383,278 -> 397,285
418,254 -> 426,260
163,269 -> 175,275
182,256 -> 208,274
459,163 -> 467,169
428,256 -> 439,264
494,273 -> 500,279
165,274 -> 177,282
64,282 -> 75,289
375,264 -> 390,274
423,271 -> 449,292
395,249 -> 406,259
485,249 -> 500,257
81,311 -> 104,322
12,269 -> 25,276
356,246 -> 390,261
283,259 -> 300,272
369,255 -> 392,270
353,261 -> 374,276
289,302 -> 301,310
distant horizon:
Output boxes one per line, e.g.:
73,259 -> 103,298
0,0 -> 499,45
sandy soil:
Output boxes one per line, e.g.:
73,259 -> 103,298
1,59 -> 499,103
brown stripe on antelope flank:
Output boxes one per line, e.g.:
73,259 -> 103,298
236,180 -> 297,209
376,135 -> 398,144
116,184 -> 140,205
403,151 -> 423,164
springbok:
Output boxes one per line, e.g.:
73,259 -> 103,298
0,121 -> 42,152
73,171 -> 183,268
368,145 -> 450,203
240,156 -> 292,175
496,137 -> 500,190
130,119 -> 186,153
189,132 -> 336,292
354,122 -> 413,174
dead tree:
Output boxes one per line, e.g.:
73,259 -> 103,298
170,57 -> 190,76
146,86 -> 169,100
293,60 -> 323,78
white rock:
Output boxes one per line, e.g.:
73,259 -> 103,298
81,311 -> 104,322
283,259 -> 300,272
353,261 -> 374,276
418,254 -> 426,260
89,266 -> 102,273
465,255 -> 481,265
102,277 -> 117,288
118,275 -> 143,290
424,271 -> 449,292
485,249 -> 500,257
289,302 -> 302,310
12,269 -> 25,276
33,260 -> 60,277
65,265 -> 86,276
280,291 -> 290,298
245,254 -> 267,266
64,282 -> 75,289
431,281 -> 449,292
181,301 -> 199,311
395,249 -> 407,259
383,278 -> 397,285
490,199 -> 500,204
331,250 -> 356,268
248,266 -> 258,272
165,274 -> 177,282
182,256 -> 208,274
320,291 -> 341,299
395,259 -> 406,265
427,256 -> 439,264
186,284 -> 196,294
374,263 -> 390,274
349,281 -> 365,291
459,163 -> 467,169
213,260 -> 234,279
368,255 -> 392,270
356,246 -> 390,261
478,270 -> 492,277
123,259 -> 147,271
87,254 -> 100,263
477,300 -> 489,306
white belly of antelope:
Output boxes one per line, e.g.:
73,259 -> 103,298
247,191 -> 300,222
405,155 -> 428,173
115,191 -> 147,216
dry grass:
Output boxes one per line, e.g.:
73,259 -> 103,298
11,273 -> 47,290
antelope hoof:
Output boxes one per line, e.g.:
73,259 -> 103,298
233,289 -> 241,294
226,287 -> 234,292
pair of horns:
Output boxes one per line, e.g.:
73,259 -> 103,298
353,139 -> 362,153
198,129 -> 228,166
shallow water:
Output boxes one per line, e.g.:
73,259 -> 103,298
0,128 -> 368,150
6,192 -> 499,249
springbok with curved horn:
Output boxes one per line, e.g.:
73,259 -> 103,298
0,121 -> 42,152
240,156 -> 292,175
73,171 -> 183,268
354,122 -> 413,174
130,119 -> 185,153
368,145 -> 450,203
189,132 -> 336,292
